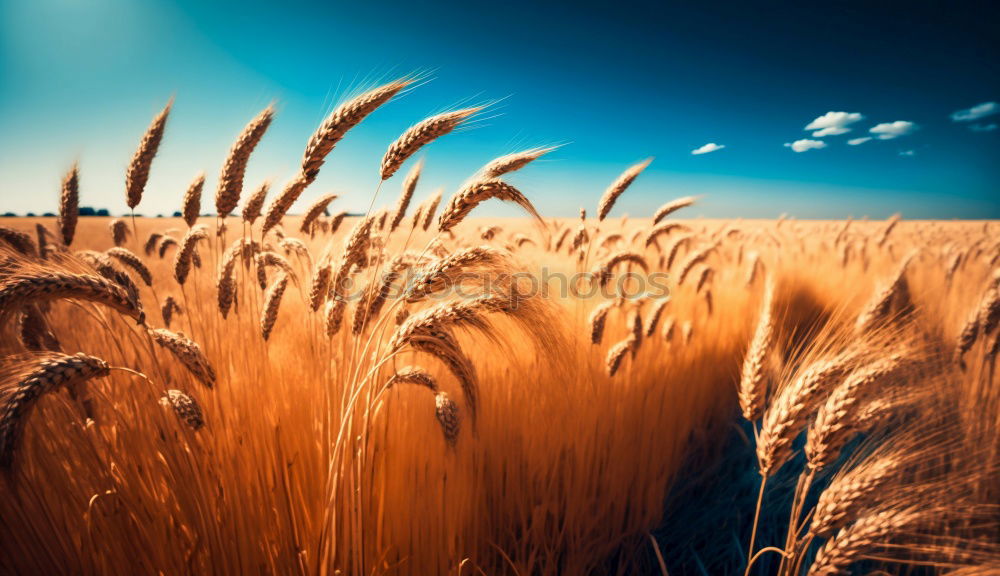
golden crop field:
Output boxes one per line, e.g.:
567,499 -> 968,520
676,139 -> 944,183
0,80 -> 998,575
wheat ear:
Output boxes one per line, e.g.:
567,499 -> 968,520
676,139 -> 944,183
805,354 -> 909,469
437,179 -> 543,232
182,172 -> 205,227
807,507 -> 923,576
173,228 -> 208,285
479,146 -> 556,179
380,108 -> 480,180
109,219 -> 129,247
148,328 -> 217,388
390,159 -> 422,231
216,105 -> 274,217
739,280 -> 774,421
590,300 -> 615,344
126,99 -> 172,209
596,158 -> 653,221
302,79 -> 412,178
160,389 -> 205,430
105,247 -> 153,286
757,353 -> 853,475
58,164 -> 80,246
261,273 -> 289,340
300,193 -> 339,235
242,181 -> 270,224
0,271 -> 145,325
652,196 -> 696,223
1,353 -> 110,467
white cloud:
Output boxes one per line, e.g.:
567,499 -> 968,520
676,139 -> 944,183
899,150 -> 916,157
970,123 -> 998,132
869,121 -> 918,140
784,139 -> 827,153
951,102 -> 998,122
691,142 -> 725,155
847,137 -> 872,146
805,111 -> 864,137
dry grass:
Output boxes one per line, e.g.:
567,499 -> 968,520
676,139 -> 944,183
0,90 -> 997,576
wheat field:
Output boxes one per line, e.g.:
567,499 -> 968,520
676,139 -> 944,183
1,79 -> 998,575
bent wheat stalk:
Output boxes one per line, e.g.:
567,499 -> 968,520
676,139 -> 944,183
1,353 -> 110,467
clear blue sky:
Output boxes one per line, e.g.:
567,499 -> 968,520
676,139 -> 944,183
1,0 -> 998,219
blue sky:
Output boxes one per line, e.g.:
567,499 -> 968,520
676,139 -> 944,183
1,0 -> 998,219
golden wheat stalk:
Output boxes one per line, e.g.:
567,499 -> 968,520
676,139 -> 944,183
855,251 -> 915,334
661,316 -> 675,342
434,391 -> 461,446
300,193 -> 339,235
58,163 -> 79,247
0,271 -> 145,325
159,389 -> 205,430
126,99 -> 172,209
664,233 -> 693,269
809,452 -> 906,539
421,190 -> 443,231
875,213 -> 901,248
552,227 -> 571,251
805,354 -> 909,470
628,309 -> 643,355
390,159 -> 422,231
596,158 -> 653,221
261,273 -> 289,341
148,328 -> 217,388
739,280 -> 774,421
386,366 -> 438,393
479,146 -> 556,179
324,296 -> 347,337
158,236 -> 178,259
437,179 -> 543,232
606,336 -> 636,377
161,295 -> 181,328
807,507 -> 923,576
405,246 -> 503,302
109,219 -> 129,247
142,232 -> 162,256
182,172 -> 205,227
592,251 -> 649,288
261,173 -> 312,235
0,227 -> 38,257
757,353 -> 854,475
216,105 -> 274,217
306,261 -> 331,312
386,295 -> 535,422
105,247 -> 153,286
353,256 -> 412,334
644,222 -> 689,248
676,242 -> 717,284
381,107 -> 481,180
589,300 -> 615,344
34,223 -> 56,259
302,78 -> 412,178
173,228 -> 208,285
1,353 -> 111,467
255,251 -> 296,290
242,181 -> 270,224
652,196 -> 696,224
216,239 -> 245,318
334,216 -> 375,279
